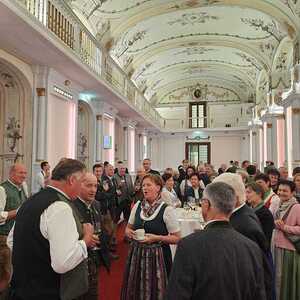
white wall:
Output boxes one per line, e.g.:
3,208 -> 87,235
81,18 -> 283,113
210,136 -> 243,167
47,94 -> 76,167
209,103 -> 252,127
149,132 -> 249,171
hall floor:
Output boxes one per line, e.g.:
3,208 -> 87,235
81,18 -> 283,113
99,223 -> 128,300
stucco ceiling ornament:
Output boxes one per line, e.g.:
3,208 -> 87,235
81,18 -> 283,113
0,72 -> 15,88
259,42 -> 276,59
95,19 -> 111,41
234,52 -> 262,70
241,18 -> 286,42
167,12 -> 219,26
175,47 -> 215,56
115,29 -> 147,59
275,52 -> 288,71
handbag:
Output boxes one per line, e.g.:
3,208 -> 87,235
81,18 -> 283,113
285,234 -> 300,254
60,259 -> 89,300
282,203 -> 300,254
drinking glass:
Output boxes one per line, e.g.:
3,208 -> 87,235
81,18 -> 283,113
92,222 -> 101,251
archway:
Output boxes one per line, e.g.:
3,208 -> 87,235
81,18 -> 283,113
0,58 -> 33,182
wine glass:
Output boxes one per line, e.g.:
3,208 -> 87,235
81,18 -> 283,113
92,222 -> 101,251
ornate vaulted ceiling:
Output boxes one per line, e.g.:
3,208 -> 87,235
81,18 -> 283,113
69,0 -> 300,106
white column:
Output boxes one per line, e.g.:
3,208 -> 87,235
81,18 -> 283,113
35,88 -> 47,161
123,126 -> 128,162
276,116 -> 285,168
249,129 -> 253,163
248,119 -> 262,167
258,127 -> 264,171
95,115 -> 102,162
128,126 -> 136,173
282,89 -> 300,176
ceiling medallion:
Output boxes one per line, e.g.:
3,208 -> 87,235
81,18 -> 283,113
193,84 -> 208,100
194,89 -> 202,98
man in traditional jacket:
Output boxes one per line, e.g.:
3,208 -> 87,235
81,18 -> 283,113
165,182 -> 266,300
7,159 -> 98,300
73,173 -> 110,300
0,163 -> 28,299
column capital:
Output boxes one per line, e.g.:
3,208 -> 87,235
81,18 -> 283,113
36,88 -> 46,97
96,114 -> 102,121
248,118 -> 262,129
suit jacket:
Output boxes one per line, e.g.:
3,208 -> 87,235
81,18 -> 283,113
230,204 -> 272,300
113,173 -> 134,205
165,221 -> 266,300
230,204 -> 268,253
95,175 -> 117,214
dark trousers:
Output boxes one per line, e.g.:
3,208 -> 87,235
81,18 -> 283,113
115,200 -> 131,223
75,255 -> 99,300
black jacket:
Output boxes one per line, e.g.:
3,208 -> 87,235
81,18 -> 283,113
255,206 -> 275,249
95,175 -> 117,214
165,221 -> 266,300
230,204 -> 273,300
73,199 -> 110,271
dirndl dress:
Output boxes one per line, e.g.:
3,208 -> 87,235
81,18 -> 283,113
121,203 -> 172,300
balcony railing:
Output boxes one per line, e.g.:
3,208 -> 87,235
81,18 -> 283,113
162,117 -> 249,130
13,0 -> 162,126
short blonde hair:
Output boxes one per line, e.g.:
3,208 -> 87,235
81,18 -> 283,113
213,173 -> 246,204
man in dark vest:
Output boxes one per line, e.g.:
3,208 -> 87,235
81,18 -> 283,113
7,159 -> 99,300
0,163 -> 28,299
73,173 -> 110,300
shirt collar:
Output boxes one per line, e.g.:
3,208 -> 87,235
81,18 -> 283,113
78,197 -> 92,209
263,188 -> 273,200
204,219 -> 230,229
47,185 -> 70,200
232,202 -> 246,214
8,179 -> 22,191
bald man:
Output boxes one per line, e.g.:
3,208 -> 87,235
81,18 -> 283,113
73,173 -> 109,300
0,163 -> 28,297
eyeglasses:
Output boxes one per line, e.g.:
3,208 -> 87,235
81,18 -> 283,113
200,197 -> 211,206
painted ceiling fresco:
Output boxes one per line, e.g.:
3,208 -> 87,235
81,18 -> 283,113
69,0 -> 300,105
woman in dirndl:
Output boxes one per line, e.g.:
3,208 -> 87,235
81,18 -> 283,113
121,174 -> 180,300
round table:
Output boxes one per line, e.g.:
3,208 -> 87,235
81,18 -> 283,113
171,207 -> 205,258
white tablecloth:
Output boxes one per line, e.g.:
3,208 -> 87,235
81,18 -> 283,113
171,208 -> 204,258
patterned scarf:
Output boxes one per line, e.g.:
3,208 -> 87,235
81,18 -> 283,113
275,197 -> 298,220
141,196 -> 163,218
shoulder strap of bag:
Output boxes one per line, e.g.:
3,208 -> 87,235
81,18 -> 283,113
282,203 -> 296,221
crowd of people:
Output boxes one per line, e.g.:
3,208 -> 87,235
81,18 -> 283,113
0,158 -> 299,300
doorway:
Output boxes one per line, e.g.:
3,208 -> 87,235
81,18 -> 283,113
185,142 -> 211,166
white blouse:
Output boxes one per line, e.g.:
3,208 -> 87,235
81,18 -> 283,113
129,201 -> 180,234
161,187 -> 180,206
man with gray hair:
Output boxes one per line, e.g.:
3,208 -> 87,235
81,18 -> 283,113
213,173 -> 273,300
165,182 -> 266,300
213,173 -> 268,253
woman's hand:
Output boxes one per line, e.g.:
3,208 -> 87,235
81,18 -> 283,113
140,234 -> 159,244
275,219 -> 285,230
125,227 -> 135,239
